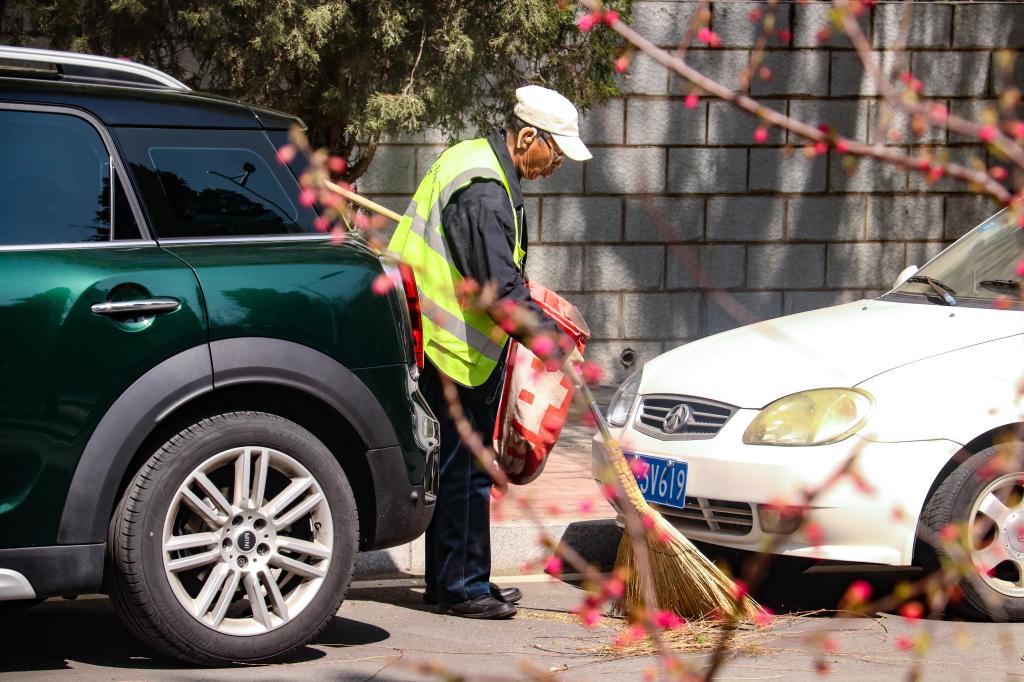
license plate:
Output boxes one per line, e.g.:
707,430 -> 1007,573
628,452 -> 688,510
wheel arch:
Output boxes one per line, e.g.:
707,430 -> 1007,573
58,338 -> 398,547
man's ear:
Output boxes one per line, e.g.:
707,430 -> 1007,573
516,126 -> 538,151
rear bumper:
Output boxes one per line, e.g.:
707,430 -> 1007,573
364,443 -> 436,550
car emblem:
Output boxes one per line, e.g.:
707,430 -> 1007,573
662,404 -> 690,434
238,530 -> 257,553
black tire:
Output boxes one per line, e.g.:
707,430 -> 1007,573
0,599 -> 43,616
107,411 -> 358,665
921,442 -> 1024,621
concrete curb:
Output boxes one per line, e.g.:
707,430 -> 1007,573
354,517 -> 622,579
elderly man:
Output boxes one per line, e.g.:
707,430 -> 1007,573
388,85 -> 591,619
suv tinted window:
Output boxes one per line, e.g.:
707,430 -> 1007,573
0,109 -> 114,245
117,128 -> 317,238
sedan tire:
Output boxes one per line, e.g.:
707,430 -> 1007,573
107,411 -> 358,665
922,442 -> 1024,621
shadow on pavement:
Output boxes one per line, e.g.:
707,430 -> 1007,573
0,595 -> 390,673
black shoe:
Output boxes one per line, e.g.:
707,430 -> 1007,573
424,582 -> 522,605
491,583 -> 522,604
439,595 -> 516,619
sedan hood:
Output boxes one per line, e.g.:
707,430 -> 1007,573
640,299 -> 1024,409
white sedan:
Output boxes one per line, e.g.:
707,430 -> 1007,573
594,209 -> 1024,621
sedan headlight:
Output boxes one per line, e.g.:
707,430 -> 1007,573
606,369 -> 642,427
743,388 -> 873,446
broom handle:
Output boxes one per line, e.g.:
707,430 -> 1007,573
324,179 -> 403,223
563,350 -> 618,446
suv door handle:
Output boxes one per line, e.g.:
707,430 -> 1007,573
91,298 -> 181,316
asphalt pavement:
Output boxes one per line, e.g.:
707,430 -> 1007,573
2,571 -> 1022,681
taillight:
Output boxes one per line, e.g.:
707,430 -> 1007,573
398,262 -> 424,369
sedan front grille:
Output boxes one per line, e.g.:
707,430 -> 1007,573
653,497 -> 754,536
634,394 -> 736,440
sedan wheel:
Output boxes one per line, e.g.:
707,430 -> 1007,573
108,412 -> 358,665
922,442 -> 1024,621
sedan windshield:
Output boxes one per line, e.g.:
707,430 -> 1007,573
891,209 -> 1023,304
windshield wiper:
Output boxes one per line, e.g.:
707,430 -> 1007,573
905,275 -> 957,306
978,279 -> 1020,291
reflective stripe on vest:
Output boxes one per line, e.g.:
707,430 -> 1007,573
387,138 -> 523,386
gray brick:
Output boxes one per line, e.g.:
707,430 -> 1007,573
906,242 -> 949,270
390,127 -> 448,144
749,148 -> 827,193
866,196 -> 945,241
527,245 -> 583,291
625,197 -> 704,242
633,1 -> 698,47
525,196 -> 540,243
945,195 -> 1003,240
667,244 -> 745,289
415,146 -> 446,178
707,196 -> 785,241
584,341 -> 665,385
356,145 -> 416,194
585,245 -> 664,291
788,196 -> 865,241
619,52 -> 669,95
908,147 -> 984,193
830,151 -> 908,192
526,158 -> 584,194
706,291 -> 782,335
874,3 -> 952,48
953,4 -> 1024,48
751,50 -> 829,97
570,293 -> 622,340
748,244 -> 825,289
667,147 -> 747,193
708,99 -> 786,144
948,100 -> 998,144
670,50 -> 750,94
586,147 -> 667,194
784,290 -> 864,316
622,292 -> 701,339
580,99 -> 625,145
541,196 -> 622,242
912,52 -> 989,98
831,51 -> 899,96
787,99 -> 870,143
826,243 -> 905,288
868,102 -> 948,146
793,1 -> 870,49
626,98 -> 706,145
714,1 -> 791,49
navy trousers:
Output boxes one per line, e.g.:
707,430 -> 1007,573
419,359 -> 504,605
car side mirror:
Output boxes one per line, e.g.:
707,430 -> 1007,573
893,264 -> 918,289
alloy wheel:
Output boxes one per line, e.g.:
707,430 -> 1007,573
969,472 -> 1024,598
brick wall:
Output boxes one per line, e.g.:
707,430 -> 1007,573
363,1 -> 1024,383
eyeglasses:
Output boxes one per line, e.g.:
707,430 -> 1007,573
537,129 -> 565,164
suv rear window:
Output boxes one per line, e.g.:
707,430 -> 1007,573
116,128 -> 318,239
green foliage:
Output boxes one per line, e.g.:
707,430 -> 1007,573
3,0 -> 628,179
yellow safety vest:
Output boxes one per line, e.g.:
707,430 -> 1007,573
387,137 -> 526,386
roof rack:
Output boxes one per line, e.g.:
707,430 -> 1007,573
0,46 -> 190,91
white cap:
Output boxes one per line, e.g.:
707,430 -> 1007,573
513,85 -> 592,161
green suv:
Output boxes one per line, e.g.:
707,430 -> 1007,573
0,46 -> 438,664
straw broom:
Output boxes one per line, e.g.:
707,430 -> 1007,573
330,181 -> 757,621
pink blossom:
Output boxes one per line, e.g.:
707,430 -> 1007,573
641,513 -> 656,530
753,127 -> 768,144
579,498 -> 595,514
603,10 -> 620,25
995,295 -> 1013,310
602,483 -> 618,501
979,125 -> 998,143
815,27 -> 831,43
1018,257 -> 1024,278
939,524 -> 961,541
614,56 -> 630,74
697,27 -> 721,47
731,579 -> 749,600
1013,121 -> 1024,140
579,608 -> 602,628
329,226 -> 346,245
926,165 -> 944,184
299,188 -> 317,207
813,140 -> 828,156
328,156 -> 348,174
930,103 -> 948,122
530,335 -> 555,357
805,522 -> 824,545
371,273 -> 396,296
629,456 -> 650,479
895,634 -> 914,651
777,28 -> 792,44
754,606 -> 775,627
499,318 -> 517,334
314,216 -> 331,232
748,8 -> 762,22
581,362 -> 604,384
835,138 -> 850,154
543,555 -> 563,577
276,144 -> 296,164
603,577 -> 625,598
991,166 -> 1009,181
576,11 -> 601,31
654,609 -> 685,630
900,601 -> 923,621
814,660 -> 830,674
684,93 -> 700,109
822,636 -> 839,654
845,579 -> 872,603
